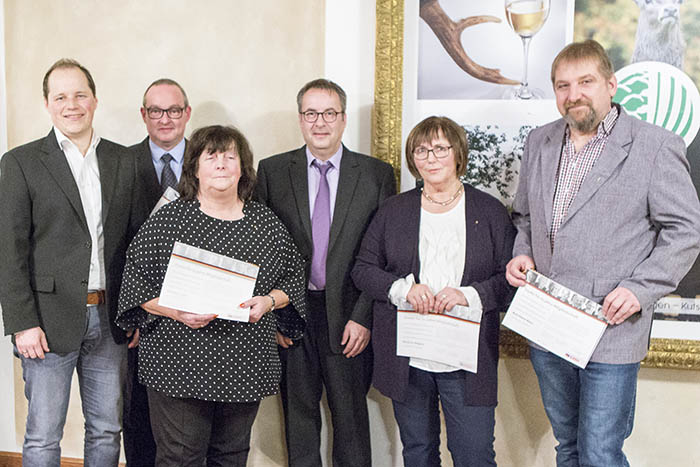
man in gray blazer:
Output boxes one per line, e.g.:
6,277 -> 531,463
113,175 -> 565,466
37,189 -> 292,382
0,59 -> 142,466
123,78 -> 191,467
255,79 -> 396,467
506,40 -> 700,466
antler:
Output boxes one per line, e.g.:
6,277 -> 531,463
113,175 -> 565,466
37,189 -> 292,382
420,0 -> 519,85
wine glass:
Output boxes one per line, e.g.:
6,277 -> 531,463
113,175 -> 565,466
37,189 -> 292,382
504,0 -> 551,99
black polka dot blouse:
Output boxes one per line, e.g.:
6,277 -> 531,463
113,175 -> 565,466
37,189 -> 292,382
117,199 -> 306,403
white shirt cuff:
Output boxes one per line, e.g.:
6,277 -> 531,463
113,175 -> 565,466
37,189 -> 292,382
388,274 -> 415,307
459,286 -> 482,311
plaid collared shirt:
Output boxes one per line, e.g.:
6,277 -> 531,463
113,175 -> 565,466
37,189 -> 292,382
550,105 -> 620,249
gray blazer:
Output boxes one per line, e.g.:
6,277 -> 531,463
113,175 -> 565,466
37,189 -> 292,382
512,109 -> 700,364
254,145 -> 396,353
0,130 -> 143,353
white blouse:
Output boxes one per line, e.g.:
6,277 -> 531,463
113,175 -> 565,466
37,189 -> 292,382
388,194 -> 482,372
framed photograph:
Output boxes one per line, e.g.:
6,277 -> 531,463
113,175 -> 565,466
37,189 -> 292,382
373,0 -> 700,369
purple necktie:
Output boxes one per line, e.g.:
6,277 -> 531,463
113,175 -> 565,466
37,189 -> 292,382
310,160 -> 332,289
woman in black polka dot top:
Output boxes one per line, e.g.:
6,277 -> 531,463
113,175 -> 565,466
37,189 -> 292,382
116,125 -> 306,466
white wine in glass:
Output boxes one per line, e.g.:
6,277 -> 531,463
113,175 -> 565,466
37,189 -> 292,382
505,0 -> 551,99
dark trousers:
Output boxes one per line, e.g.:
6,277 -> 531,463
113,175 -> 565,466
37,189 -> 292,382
147,388 -> 260,467
279,290 -> 372,467
392,367 -> 496,467
124,347 -> 157,467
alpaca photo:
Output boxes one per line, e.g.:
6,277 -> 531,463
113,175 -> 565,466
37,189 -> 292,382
631,0 -> 685,68
573,0 -> 699,79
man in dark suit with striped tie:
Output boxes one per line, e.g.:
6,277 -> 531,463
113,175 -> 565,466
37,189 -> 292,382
124,78 -> 191,467
131,78 -> 191,208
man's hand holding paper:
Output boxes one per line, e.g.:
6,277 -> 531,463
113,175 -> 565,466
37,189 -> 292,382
503,270 -> 608,368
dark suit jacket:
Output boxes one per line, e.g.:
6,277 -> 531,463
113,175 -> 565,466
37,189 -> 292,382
254,145 -> 396,353
0,129 -> 142,353
130,137 -> 164,211
130,137 -> 189,213
352,185 -> 515,405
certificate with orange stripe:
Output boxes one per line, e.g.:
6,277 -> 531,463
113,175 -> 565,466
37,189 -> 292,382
396,302 -> 482,373
159,241 -> 259,322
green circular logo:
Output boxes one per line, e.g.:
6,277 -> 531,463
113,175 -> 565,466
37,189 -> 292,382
614,62 -> 700,147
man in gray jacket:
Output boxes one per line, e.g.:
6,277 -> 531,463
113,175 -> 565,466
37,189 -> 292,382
506,40 -> 700,466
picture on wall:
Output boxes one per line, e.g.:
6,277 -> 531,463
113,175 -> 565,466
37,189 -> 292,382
418,0 -> 569,100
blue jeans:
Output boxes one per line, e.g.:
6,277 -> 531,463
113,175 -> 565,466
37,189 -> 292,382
18,305 -> 127,467
530,347 -> 639,467
392,367 -> 496,467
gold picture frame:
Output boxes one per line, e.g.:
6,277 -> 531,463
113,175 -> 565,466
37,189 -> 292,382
372,0 -> 700,370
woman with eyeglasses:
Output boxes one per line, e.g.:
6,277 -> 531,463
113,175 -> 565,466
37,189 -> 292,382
352,116 -> 515,466
116,125 -> 306,466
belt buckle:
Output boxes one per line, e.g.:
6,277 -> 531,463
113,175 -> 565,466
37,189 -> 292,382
87,290 -> 105,305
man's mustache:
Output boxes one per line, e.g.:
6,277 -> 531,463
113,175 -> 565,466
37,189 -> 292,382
565,99 -> 592,111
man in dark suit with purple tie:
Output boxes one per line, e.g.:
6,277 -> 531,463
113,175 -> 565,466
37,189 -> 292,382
255,79 -> 396,467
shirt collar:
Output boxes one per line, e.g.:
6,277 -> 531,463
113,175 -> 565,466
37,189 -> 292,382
306,144 -> 343,169
149,137 -> 186,164
599,104 -> 620,136
54,126 -> 101,153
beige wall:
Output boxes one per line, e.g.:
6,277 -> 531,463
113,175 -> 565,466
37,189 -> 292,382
4,0 -> 324,157
4,1 -> 700,466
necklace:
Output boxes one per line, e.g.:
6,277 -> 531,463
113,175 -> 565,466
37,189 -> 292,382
422,184 -> 464,206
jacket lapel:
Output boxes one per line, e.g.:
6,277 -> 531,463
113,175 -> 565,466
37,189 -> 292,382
37,130 -> 88,232
462,184 -> 476,284
142,137 -> 160,191
539,120 -> 566,232
289,148 -> 313,242
329,146 -> 360,252
561,111 -> 632,226
97,140 -> 119,223
408,188 -> 422,279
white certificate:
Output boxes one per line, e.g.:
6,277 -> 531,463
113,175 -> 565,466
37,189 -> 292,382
159,241 -> 259,322
502,270 -> 608,368
396,302 -> 482,373
150,186 -> 180,216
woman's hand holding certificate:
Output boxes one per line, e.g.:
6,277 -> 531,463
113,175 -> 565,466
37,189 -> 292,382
158,242 -> 259,322
142,297 -> 218,329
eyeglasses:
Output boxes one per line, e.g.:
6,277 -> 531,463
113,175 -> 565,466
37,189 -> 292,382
146,107 -> 185,119
300,110 -> 344,123
413,145 -> 452,160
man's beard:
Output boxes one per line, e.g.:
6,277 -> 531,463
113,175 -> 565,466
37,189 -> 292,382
564,100 -> 599,134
